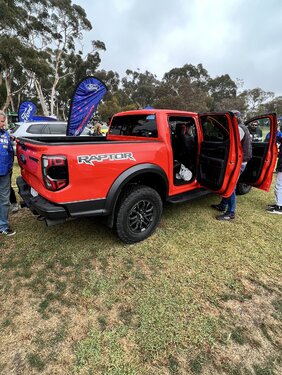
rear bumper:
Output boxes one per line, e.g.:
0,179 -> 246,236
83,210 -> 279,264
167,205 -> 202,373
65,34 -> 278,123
16,176 -> 108,223
17,176 -> 69,221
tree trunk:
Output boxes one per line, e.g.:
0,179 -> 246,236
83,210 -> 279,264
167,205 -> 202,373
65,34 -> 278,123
3,72 -> 12,112
50,75 -> 59,116
34,78 -> 49,116
62,105 -> 66,121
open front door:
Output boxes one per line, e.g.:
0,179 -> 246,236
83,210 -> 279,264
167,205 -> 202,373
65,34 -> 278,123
239,113 -> 278,191
197,113 -> 242,197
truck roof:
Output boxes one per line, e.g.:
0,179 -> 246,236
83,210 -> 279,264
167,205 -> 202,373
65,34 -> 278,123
114,109 -> 198,117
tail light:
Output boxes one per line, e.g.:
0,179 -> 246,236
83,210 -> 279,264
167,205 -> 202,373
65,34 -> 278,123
42,155 -> 69,191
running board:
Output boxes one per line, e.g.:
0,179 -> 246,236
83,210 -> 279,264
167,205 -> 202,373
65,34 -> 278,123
167,188 -> 210,204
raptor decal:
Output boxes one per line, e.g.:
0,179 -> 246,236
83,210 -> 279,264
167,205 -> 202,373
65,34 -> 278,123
77,152 -> 136,166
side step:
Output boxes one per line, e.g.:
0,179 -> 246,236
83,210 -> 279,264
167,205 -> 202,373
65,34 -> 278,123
167,188 -> 210,204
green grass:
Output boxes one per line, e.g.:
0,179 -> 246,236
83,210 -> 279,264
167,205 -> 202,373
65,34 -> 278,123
0,165 -> 281,374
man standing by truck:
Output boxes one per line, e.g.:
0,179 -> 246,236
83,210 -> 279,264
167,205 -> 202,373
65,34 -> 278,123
0,110 -> 16,236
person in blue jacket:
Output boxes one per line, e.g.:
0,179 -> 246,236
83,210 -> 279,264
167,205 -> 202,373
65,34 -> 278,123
0,110 -> 16,236
264,120 -> 282,142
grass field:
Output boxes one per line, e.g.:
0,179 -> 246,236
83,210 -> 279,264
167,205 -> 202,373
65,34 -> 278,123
0,165 -> 281,375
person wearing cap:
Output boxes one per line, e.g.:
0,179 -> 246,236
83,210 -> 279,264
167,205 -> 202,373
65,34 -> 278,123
248,120 -> 262,142
211,110 -> 252,221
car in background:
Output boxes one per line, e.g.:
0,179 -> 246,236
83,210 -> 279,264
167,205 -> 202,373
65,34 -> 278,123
11,121 -> 68,138
100,123 -> 109,136
10,121 -> 90,152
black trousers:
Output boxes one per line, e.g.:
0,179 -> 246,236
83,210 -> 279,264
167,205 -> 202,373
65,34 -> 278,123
10,186 -> 17,204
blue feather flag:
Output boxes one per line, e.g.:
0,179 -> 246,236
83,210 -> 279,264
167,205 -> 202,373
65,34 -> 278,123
66,76 -> 107,136
18,101 -> 57,122
18,101 -> 37,122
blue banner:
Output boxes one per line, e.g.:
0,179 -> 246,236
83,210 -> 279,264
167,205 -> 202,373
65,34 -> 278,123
66,76 -> 107,136
18,101 -> 37,122
18,101 -> 57,122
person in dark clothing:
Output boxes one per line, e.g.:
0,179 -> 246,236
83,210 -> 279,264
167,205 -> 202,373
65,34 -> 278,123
266,134 -> 282,214
248,120 -> 263,142
10,186 -> 19,213
211,110 -> 252,221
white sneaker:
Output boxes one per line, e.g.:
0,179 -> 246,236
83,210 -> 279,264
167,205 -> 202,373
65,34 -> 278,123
0,228 -> 16,236
10,203 -> 19,213
266,205 -> 282,214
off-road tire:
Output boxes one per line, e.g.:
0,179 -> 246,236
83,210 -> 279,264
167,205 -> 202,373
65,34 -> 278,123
236,182 -> 252,195
116,185 -> 162,244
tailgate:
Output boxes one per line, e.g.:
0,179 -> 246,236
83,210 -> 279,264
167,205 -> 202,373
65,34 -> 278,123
16,138 -> 49,193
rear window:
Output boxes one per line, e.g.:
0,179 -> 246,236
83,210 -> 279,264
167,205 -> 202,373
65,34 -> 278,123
109,114 -> 158,138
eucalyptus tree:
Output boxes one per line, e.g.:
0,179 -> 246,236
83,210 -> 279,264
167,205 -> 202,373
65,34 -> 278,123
262,96 -> 282,116
208,74 -> 237,108
55,42 -> 107,119
155,64 -> 211,112
94,69 -> 120,93
0,0 -> 46,110
242,88 -> 275,117
121,69 -> 160,108
25,0 -> 94,116
1,0 -> 105,117
163,63 -> 210,90
98,95 -> 137,121
94,70 -> 140,120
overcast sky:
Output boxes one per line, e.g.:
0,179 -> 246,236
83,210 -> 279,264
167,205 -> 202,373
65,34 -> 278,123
75,0 -> 282,96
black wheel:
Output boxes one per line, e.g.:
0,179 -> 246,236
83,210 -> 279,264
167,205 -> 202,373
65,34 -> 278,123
116,185 -> 163,244
236,182 -> 252,195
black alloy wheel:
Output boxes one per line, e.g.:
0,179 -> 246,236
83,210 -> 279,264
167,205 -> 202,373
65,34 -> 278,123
128,199 -> 154,233
116,185 -> 163,244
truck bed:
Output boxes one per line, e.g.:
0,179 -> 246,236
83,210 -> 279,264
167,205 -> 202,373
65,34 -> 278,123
17,135 -> 150,147
17,135 -> 111,146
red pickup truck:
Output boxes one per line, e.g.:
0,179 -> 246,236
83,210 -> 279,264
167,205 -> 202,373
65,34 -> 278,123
16,110 -> 277,243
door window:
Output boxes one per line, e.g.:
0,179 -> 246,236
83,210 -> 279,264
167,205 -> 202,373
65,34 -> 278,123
201,115 -> 229,142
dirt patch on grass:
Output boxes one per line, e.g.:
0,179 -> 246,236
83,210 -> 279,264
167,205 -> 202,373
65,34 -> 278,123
201,277 -> 282,374
0,293 -> 100,375
0,262 -> 102,375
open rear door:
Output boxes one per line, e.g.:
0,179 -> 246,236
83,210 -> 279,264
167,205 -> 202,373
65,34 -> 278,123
239,113 -> 278,191
197,112 -> 242,197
